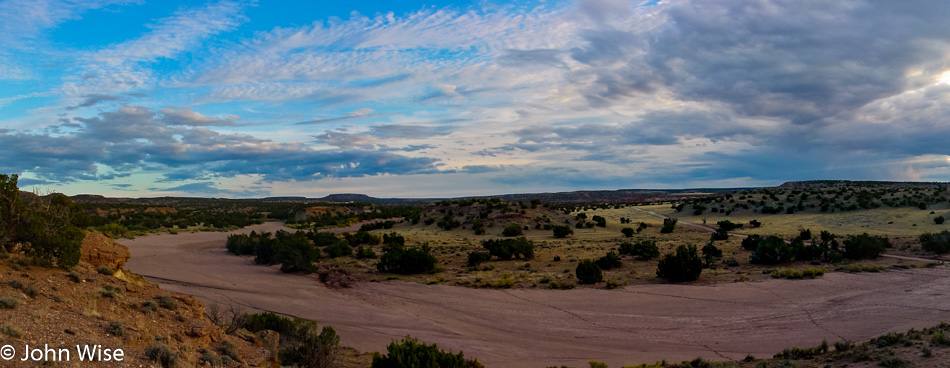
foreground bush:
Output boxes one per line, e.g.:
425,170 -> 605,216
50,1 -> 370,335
843,233 -> 889,260
552,225 -> 573,238
242,312 -> 340,368
595,252 -> 622,270
576,260 -> 604,284
660,218 -> 677,233
467,251 -> 491,267
619,240 -> 659,260
748,236 -> 794,264
371,336 -> 482,368
145,344 -> 177,368
377,244 -> 438,275
919,230 -> 950,254
501,224 -> 523,237
481,237 -> 534,260
771,268 -> 825,279
656,245 -> 702,282
228,230 -> 321,273
1,174 -> 87,267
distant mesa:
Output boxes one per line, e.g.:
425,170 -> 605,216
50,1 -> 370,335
318,193 -> 382,202
264,194 -> 386,203
262,196 -> 309,201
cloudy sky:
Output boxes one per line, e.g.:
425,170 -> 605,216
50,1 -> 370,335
2,0 -> 950,198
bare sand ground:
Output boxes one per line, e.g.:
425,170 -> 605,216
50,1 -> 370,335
122,222 -> 950,368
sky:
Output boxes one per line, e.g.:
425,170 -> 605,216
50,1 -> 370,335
2,0 -> 950,198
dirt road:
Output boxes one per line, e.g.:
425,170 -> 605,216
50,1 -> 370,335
122,223 -> 950,367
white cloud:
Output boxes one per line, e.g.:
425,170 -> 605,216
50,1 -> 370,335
0,0 -> 135,46
88,0 -> 247,65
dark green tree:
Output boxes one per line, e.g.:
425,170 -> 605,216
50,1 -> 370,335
575,259 -> 603,284
552,225 -> 573,238
371,336 -> 477,368
656,245 -> 702,282
501,224 -> 523,237
620,227 -> 635,237
595,251 -> 622,270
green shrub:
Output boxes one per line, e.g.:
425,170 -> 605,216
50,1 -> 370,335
771,268 -> 803,279
547,280 -> 575,290
702,242 -> 722,259
619,240 -> 659,260
501,224 -> 523,237
280,326 -> 341,368
773,340 -> 828,360
576,260 -> 604,284
621,227 -> 635,237
467,251 -> 491,267
156,295 -> 177,310
377,244 -> 438,275
660,218 -> 677,233
801,267 -> 825,278
356,247 -> 377,259
96,287 -> 119,298
834,340 -> 851,352
324,242 -> 353,258
106,321 -> 124,336
371,336 -> 478,368
219,340 -> 242,363
749,236 -> 794,264
481,237 -> 534,260
591,215 -> 606,227
199,349 -> 223,367
2,325 -> 22,338
552,225 -> 573,238
710,229 -> 729,241
0,177 -> 87,268
931,330 -> 950,346
97,223 -> 129,239
936,216 -> 945,225
437,215 -> 461,230
717,220 -> 743,231
96,266 -> 114,275
878,357 -> 909,368
67,271 -> 82,283
345,230 -> 382,246
847,264 -> 881,273
919,230 -> 950,254
656,245 -> 702,282
145,344 -> 177,368
0,297 -> 18,309
243,312 -> 309,340
741,234 -> 762,251
843,233 -> 889,260
595,252 -> 622,270
141,300 -> 158,313
7,280 -> 22,290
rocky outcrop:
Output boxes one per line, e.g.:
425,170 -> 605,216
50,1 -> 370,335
80,230 -> 131,270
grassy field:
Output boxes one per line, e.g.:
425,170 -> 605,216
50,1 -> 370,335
611,203 -> 950,237
314,201 -> 942,289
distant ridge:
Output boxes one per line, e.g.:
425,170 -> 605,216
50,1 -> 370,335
779,180 -> 950,189
318,193 -> 383,202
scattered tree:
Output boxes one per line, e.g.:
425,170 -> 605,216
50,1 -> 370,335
501,224 -> 523,237
552,225 -> 573,238
660,218 -> 677,233
576,260 -> 604,284
595,251 -> 622,270
656,245 -> 703,282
